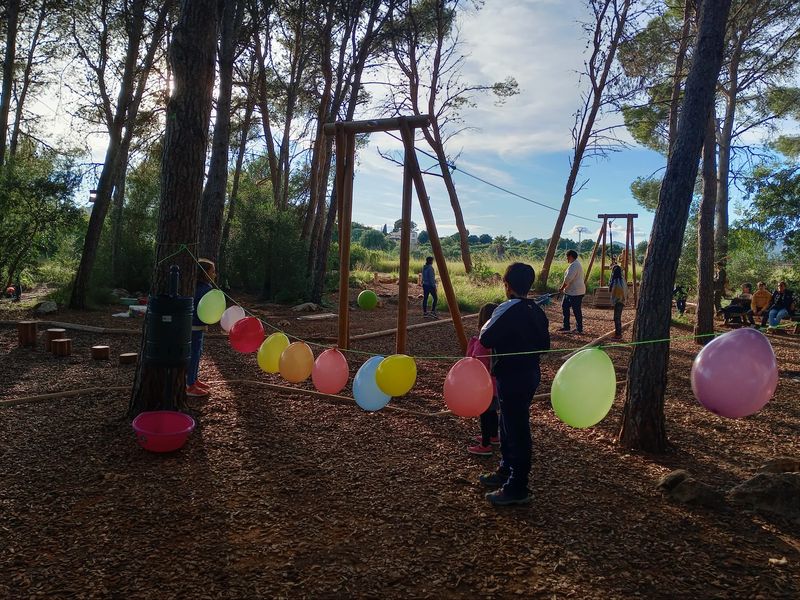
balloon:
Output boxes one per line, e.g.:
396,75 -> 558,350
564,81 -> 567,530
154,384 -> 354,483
551,348 -> 616,428
279,342 -> 314,383
197,289 -> 226,324
691,328 -> 778,418
443,357 -> 493,417
257,333 -> 290,373
229,317 -> 264,353
375,354 -> 417,396
357,290 -> 378,310
220,305 -> 246,333
353,356 -> 390,411
312,349 -> 349,394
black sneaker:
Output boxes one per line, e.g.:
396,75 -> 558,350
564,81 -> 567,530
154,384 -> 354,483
478,471 -> 509,488
486,488 -> 531,506
558,327 -> 570,332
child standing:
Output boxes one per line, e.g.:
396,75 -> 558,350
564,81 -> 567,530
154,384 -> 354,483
466,303 -> 499,456
609,264 -> 627,339
673,285 -> 688,315
187,259 -> 215,398
422,256 -> 438,318
478,262 -> 550,506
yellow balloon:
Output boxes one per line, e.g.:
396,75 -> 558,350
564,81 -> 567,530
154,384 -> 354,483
375,354 -> 417,397
279,342 -> 314,383
257,333 -> 290,373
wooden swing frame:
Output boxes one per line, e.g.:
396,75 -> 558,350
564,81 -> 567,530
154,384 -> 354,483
584,213 -> 639,305
323,116 -> 468,354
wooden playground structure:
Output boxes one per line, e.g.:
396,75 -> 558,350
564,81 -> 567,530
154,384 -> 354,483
584,213 -> 639,307
323,116 -> 468,354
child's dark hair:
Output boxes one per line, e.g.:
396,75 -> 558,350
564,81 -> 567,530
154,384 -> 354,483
425,256 -> 433,264
566,249 -> 578,260
478,302 -> 498,329
197,258 -> 215,284
742,282 -> 752,292
611,264 -> 623,280
503,262 -> 535,297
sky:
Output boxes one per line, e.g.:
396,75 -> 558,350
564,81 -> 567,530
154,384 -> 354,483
349,0 -> 666,243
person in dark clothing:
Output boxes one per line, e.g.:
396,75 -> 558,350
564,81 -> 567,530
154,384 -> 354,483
187,259 -> 215,398
478,262 -> 550,507
672,285 -> 688,315
609,264 -> 627,338
765,281 -> 795,328
713,261 -> 727,315
421,256 -> 438,318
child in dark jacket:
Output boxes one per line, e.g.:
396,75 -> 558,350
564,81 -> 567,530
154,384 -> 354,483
609,264 -> 627,338
478,262 -> 550,506
187,259 -> 215,398
466,303 -> 499,456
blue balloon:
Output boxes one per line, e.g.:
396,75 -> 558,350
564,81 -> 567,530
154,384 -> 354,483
353,356 -> 391,411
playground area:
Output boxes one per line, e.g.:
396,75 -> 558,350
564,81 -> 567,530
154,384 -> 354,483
1,288 -> 799,598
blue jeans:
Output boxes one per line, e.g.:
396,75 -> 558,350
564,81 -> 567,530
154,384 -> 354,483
497,373 -> 540,496
768,308 -> 789,327
187,329 -> 204,385
423,285 -> 437,313
562,294 -> 584,331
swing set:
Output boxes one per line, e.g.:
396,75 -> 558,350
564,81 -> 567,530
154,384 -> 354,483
584,213 -> 639,307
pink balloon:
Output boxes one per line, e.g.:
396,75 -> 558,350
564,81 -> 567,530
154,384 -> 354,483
444,357 -> 493,417
691,328 -> 778,418
220,305 -> 246,333
312,349 -> 349,394
229,317 -> 265,353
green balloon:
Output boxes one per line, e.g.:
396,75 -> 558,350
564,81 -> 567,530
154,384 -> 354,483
197,289 -> 226,324
358,290 -> 378,310
551,348 -> 616,428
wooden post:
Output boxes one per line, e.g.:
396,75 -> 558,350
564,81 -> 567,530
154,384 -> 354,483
396,120 -> 414,354
583,223 -> 604,287
91,345 -> 111,360
623,217 -> 631,281
119,352 -> 138,365
630,219 -> 638,306
44,328 -> 66,352
401,122 -> 468,352
17,321 -> 37,347
336,132 -> 356,349
51,338 -> 72,357
600,217 -> 608,286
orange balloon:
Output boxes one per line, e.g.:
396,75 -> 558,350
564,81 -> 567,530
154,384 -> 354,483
443,357 -> 493,417
279,342 -> 314,383
312,349 -> 349,394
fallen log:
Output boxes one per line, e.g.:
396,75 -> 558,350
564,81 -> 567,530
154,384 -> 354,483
0,386 -> 131,408
348,312 -> 479,342
1,320 -> 138,334
561,319 -> 636,361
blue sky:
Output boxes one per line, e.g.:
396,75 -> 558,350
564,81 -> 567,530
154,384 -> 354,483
348,0 -> 665,242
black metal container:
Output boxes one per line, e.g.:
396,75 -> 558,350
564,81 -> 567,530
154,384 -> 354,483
143,265 -> 193,367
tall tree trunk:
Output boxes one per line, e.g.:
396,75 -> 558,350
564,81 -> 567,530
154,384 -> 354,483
199,0 -> 242,260
9,0 -> 47,160
129,0 -> 218,417
309,184 -> 337,304
695,110 -> 717,343
668,0 -> 694,156
537,0 -> 631,291
0,0 -> 21,169
618,0 -> 731,452
110,163 -> 127,286
69,0 -> 147,309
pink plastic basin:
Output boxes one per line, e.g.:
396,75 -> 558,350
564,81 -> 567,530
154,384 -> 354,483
132,411 -> 195,453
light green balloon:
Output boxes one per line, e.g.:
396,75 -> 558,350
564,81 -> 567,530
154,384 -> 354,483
197,289 -> 226,324
551,348 -> 616,428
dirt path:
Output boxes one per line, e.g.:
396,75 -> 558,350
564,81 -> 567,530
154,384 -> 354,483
1,294 -> 798,598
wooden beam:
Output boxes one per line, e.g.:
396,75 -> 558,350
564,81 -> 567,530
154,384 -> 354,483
630,218 -> 638,305
600,218 -> 608,286
350,312 -> 478,342
323,115 -> 430,136
400,119 -> 468,353
337,131 -> 356,349
561,319 -> 635,360
396,146 -> 414,354
583,223 -> 604,286
597,213 -> 639,219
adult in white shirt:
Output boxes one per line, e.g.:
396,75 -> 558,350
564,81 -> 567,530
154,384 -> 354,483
558,249 -> 586,333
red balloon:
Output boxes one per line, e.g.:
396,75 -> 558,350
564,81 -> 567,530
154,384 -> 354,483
444,357 -> 493,417
229,317 -> 265,353
312,348 -> 349,394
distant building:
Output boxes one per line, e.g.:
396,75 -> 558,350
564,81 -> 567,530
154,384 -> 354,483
388,228 -> 419,249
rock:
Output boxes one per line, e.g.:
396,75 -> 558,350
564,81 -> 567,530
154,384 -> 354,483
758,457 -> 800,474
656,469 -> 691,492
728,473 -> 800,521
34,300 -> 58,314
666,477 -> 723,508
291,302 -> 320,312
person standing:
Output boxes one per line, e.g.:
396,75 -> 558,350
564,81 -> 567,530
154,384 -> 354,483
478,263 -> 550,506
422,256 -> 438,319
713,261 -> 727,315
558,250 -> 586,333
187,259 -> 215,398
609,264 -> 627,339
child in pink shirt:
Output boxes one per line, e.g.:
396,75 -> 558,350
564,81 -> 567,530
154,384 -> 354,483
467,303 -> 499,456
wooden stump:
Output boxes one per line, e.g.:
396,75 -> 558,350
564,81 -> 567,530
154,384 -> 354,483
91,345 -> 111,360
17,321 -> 37,347
51,338 -> 72,357
44,328 -> 67,352
119,352 -> 138,365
